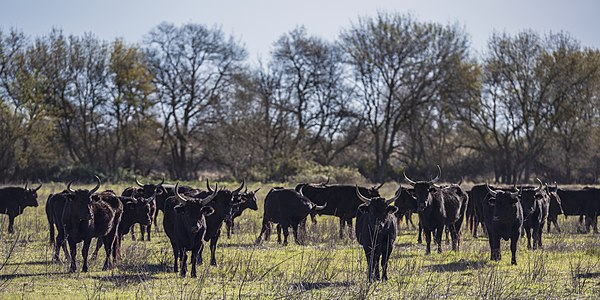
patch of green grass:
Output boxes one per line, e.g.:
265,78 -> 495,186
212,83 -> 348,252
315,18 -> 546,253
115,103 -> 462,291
0,182 -> 598,299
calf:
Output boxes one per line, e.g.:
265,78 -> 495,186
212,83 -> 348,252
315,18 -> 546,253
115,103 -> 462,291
163,183 -> 217,277
482,185 -> 523,265
519,179 -> 548,250
255,187 -> 326,245
0,183 -> 41,233
545,182 -> 563,233
225,187 -> 260,238
355,186 -> 399,281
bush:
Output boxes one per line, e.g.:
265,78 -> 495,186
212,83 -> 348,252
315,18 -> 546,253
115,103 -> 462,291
290,162 -> 369,185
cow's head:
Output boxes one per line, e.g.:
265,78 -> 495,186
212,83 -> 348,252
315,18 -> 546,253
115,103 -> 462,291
204,179 -> 245,221
394,185 -> 417,213
546,182 -> 564,215
486,184 -> 522,222
135,177 -> 165,199
66,176 -> 101,221
22,182 -> 42,207
125,190 -> 156,225
357,186 -> 399,229
517,179 -> 543,217
174,182 -> 216,234
403,165 -> 441,212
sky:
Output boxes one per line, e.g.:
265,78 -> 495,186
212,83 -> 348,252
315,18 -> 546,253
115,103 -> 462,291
2,0 -> 599,62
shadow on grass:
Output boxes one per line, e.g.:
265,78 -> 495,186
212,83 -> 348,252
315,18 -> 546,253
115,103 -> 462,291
0,271 -> 66,280
217,242 -> 257,248
289,281 -> 354,291
91,273 -> 159,287
118,263 -> 171,274
576,272 -> 600,279
428,259 -> 487,272
6,259 -> 55,266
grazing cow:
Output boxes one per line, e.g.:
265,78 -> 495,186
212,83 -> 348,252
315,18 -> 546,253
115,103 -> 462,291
191,180 -> 245,266
545,182 -> 563,233
47,177 -> 123,272
404,166 -> 458,254
519,179 -> 548,250
256,187 -> 326,245
91,191 -> 155,260
0,183 -> 41,233
225,187 -> 260,238
557,188 -> 598,233
295,183 -> 383,239
355,186 -> 400,281
163,183 -> 217,277
482,185 -> 523,265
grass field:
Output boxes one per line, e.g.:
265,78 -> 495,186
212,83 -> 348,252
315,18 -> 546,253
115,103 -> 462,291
0,182 -> 599,299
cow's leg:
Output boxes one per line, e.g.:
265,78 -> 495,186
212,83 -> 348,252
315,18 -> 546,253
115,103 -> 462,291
54,230 -> 66,262
197,242 -> 204,265
170,242 -> 179,272
310,211 -> 317,225
281,225 -> 290,246
255,221 -> 268,245
191,247 -> 200,278
491,236 -> 501,261
209,235 -> 219,266
131,225 -> 136,241
114,234 -> 122,261
91,237 -> 102,259
407,213 -> 416,229
276,224 -> 282,244
435,226 -> 443,253
265,222 -> 271,241
363,247 -> 375,281
553,219 -> 561,233
225,220 -> 232,239
525,227 -> 532,249
82,238 -> 91,272
418,221 -> 423,244
292,223 -> 302,245
153,210 -> 160,233
381,242 -> 393,281
510,236 -> 518,265
145,223 -> 152,241
445,226 -> 450,244
339,218 -> 345,239
346,218 -> 353,238
68,240 -> 78,273
450,224 -> 459,251
179,249 -> 187,277
7,214 -> 15,234
473,215 -> 479,238
424,229 -> 432,255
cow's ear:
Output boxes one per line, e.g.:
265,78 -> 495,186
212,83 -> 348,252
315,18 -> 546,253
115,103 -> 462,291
387,205 -> 398,215
201,206 -> 214,216
174,204 -> 185,214
428,187 -> 437,193
487,196 -> 496,206
91,195 -> 100,202
358,205 -> 369,214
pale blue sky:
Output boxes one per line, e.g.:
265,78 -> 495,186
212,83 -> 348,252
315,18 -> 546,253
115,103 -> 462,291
2,0 -> 599,61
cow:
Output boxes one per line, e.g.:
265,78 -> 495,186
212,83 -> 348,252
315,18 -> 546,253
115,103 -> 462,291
404,167 -> 468,254
122,181 -> 161,241
225,187 -> 260,238
46,190 -> 70,261
163,183 -> 217,277
0,183 -> 42,233
393,185 -> 417,231
469,184 -> 518,238
482,185 -> 523,265
518,179 -> 548,250
355,186 -> 400,281
545,182 -> 564,233
46,177 -> 123,272
91,190 -> 155,260
294,183 -> 383,239
557,188 -> 598,233
190,180 -> 245,266
255,187 -> 326,246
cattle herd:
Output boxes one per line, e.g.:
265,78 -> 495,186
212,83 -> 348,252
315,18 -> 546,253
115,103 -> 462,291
0,167 -> 599,281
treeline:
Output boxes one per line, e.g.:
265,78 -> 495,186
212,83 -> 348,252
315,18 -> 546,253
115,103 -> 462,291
1,12 -> 600,184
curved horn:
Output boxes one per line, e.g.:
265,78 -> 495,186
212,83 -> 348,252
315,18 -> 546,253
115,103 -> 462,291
486,184 -> 498,197
534,178 -> 543,192
199,184 -> 218,206
174,182 -> 187,202
512,185 -> 521,197
135,177 -> 144,187
244,187 -> 248,194
321,176 -> 330,186
254,187 -> 261,194
313,202 -> 327,211
403,171 -> 416,186
374,182 -> 385,190
33,183 -> 42,191
67,180 -> 76,193
298,185 -> 305,197
158,177 -> 165,185
385,187 -> 402,205
232,179 -> 245,195
554,181 -> 558,192
356,185 -> 371,204
430,165 -> 441,183
24,183 -> 28,190
456,177 -> 463,186
89,175 -> 101,194
206,179 -> 214,193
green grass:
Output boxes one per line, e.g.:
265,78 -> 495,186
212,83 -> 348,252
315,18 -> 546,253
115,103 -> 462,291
0,182 -> 599,299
